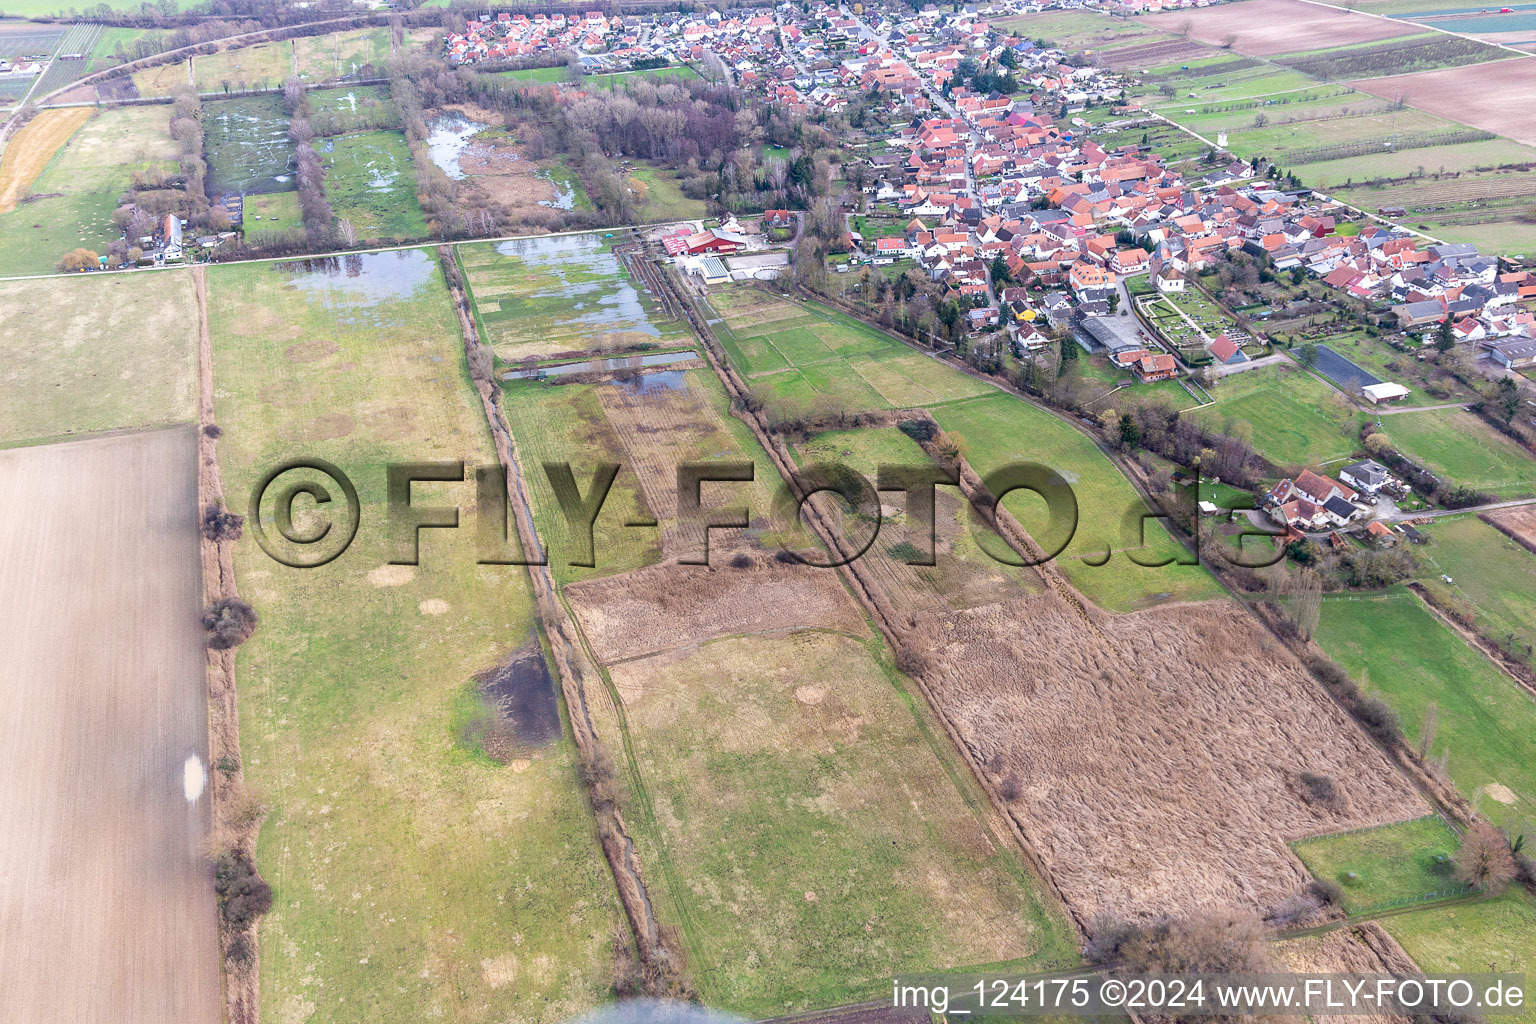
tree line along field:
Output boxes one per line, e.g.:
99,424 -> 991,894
207,250 -> 626,1023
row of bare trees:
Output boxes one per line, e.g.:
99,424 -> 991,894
282,76 -> 336,246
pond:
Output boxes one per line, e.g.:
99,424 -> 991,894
425,111 -> 490,180
272,249 -> 439,325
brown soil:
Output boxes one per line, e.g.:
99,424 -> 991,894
565,550 -> 866,664
1347,58 -> 1536,147
1145,0 -> 1419,54
0,428 -> 221,1024
1482,503 -> 1536,553
905,595 -> 1428,922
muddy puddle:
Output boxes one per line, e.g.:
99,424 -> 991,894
461,639 -> 562,762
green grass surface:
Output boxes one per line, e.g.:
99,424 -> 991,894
497,65 -> 571,83
1293,816 -> 1464,913
0,272 -> 198,446
708,287 -> 993,411
321,130 -> 428,241
1381,408 -> 1536,497
241,190 -> 303,242
1315,588 -> 1536,830
628,162 -> 706,221
1416,514 -> 1536,674
586,64 -> 700,88
933,393 -> 1225,611
1385,890 -> 1536,1024
1189,361 -> 1360,468
208,250 -> 624,1023
615,630 -> 1078,1016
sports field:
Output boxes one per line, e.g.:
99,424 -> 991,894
0,272 -> 198,447
707,286 -> 993,411
1315,589 -> 1536,830
208,250 -> 624,1023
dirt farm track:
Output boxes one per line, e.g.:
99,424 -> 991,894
0,428 -> 220,1023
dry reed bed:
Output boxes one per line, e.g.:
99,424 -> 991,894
907,595 -> 1428,922
566,551 -> 867,664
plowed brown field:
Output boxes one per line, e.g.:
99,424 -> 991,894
0,427 -> 220,1024
1348,58 -> 1536,146
1145,0 -> 1419,55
